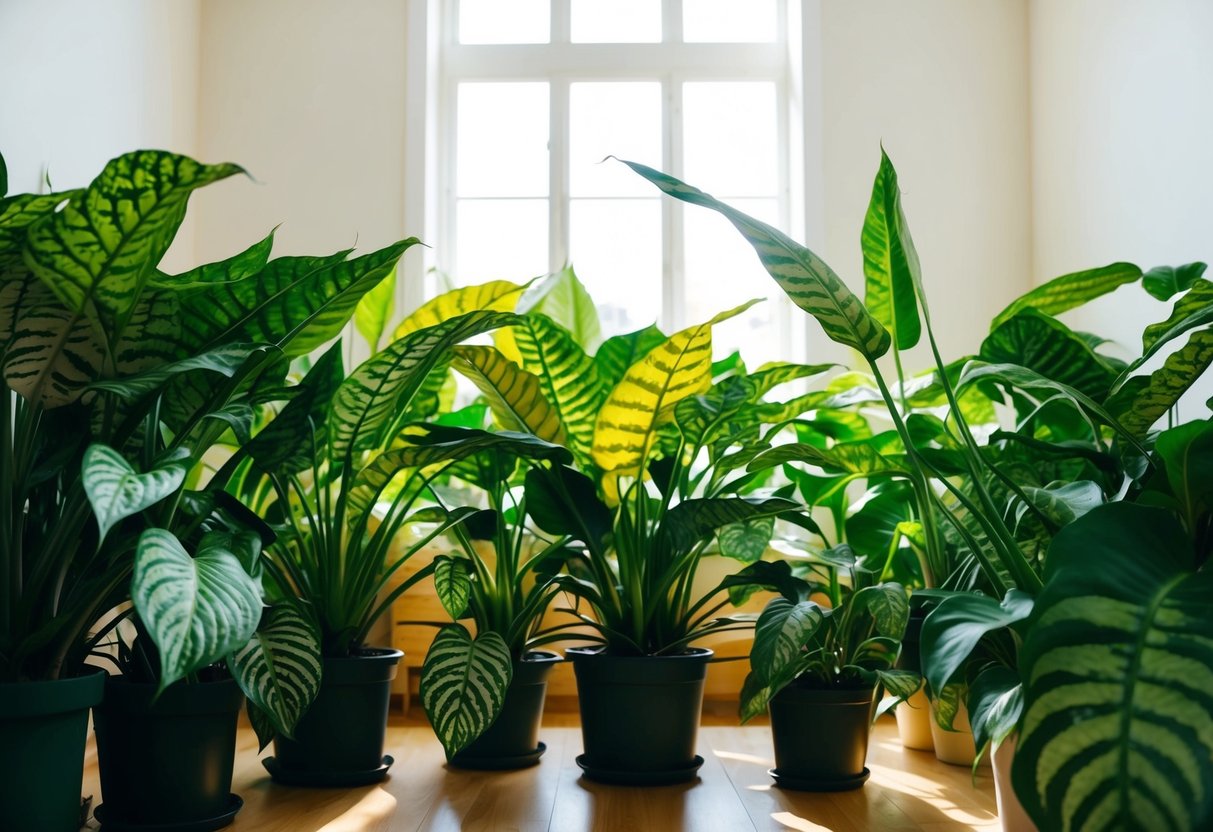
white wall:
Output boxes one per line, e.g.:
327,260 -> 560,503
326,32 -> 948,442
818,0 -> 1033,366
0,0 -> 201,270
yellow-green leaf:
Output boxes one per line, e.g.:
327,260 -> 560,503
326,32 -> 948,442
451,344 -> 568,446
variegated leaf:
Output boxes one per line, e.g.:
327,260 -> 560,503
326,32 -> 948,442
420,625 -> 513,760
862,148 -> 922,349
228,603 -> 323,740
451,344 -> 568,446
82,445 -> 191,543
434,556 -> 472,619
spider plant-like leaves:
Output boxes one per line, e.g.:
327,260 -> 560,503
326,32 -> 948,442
419,624 -> 514,760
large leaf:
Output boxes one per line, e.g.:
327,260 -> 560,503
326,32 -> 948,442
717,516 -> 776,562
354,265 -> 397,354
3,276 -> 104,406
1014,503 -> 1213,831
393,279 -> 524,340
624,159 -> 891,359
849,582 -> 909,638
861,148 -> 922,350
1121,280 -> 1213,375
750,597 -> 827,684
419,625 -> 514,760
920,589 -> 1034,696
593,323 -> 666,390
1017,480 -> 1104,529
227,603 -> 323,742
1106,329 -> 1213,438
82,445 -> 190,543
747,441 -> 907,477
1141,261 -> 1208,302
981,309 -> 1119,399
516,264 -> 603,350
245,341 -> 345,474
967,664 -> 1022,755
132,529 -> 262,691
451,344 -> 568,446
1155,420 -> 1213,530
991,262 -> 1142,330
524,464 -> 612,553
661,496 -> 797,562
151,230 -> 274,289
87,342 -> 264,400
592,302 -> 757,473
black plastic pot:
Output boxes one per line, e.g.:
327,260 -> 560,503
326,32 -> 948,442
451,650 -> 560,770
0,667 -> 105,832
569,646 -> 710,784
896,606 -> 927,674
768,682 -> 875,791
92,675 -> 244,829
269,647 -> 402,786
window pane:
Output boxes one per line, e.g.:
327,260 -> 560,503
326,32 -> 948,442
683,0 -> 776,43
457,83 -> 549,198
459,0 -> 550,43
570,82 -> 662,197
571,0 -> 661,43
683,82 -> 778,197
455,199 -> 549,283
684,198 -> 782,363
569,199 -> 662,336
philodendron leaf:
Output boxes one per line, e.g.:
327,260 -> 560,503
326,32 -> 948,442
434,556 -> 472,619
451,344 -> 569,446
228,603 -> 322,742
354,264 -> 397,354
990,262 -> 1142,330
132,529 -> 262,690
750,597 -> 826,684
876,668 -> 923,702
420,624 -> 513,760
862,148 -> 922,350
920,589 -> 1034,697
83,445 -> 191,543
1155,420 -> 1213,526
624,159 -> 890,359
1013,503 -> 1213,831
1017,480 -> 1104,529
967,664 -> 1021,755
1141,261 -> 1208,301
850,583 -> 909,638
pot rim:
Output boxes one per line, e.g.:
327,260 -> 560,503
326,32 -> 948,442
0,664 -> 106,716
565,646 -> 714,661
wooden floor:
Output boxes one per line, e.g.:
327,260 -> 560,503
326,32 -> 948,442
80,706 -> 998,831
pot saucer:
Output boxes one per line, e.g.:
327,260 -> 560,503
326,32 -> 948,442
769,766 -> 870,792
450,741 -> 547,771
576,754 -> 704,786
93,794 -> 243,831
263,754 -> 394,787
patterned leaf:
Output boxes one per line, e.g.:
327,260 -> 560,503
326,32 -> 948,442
1127,280 -> 1213,374
87,343 -> 262,399
228,603 -> 322,741
353,265 -> 396,353
991,262 -> 1142,330
661,496 -> 797,562
434,556 -> 472,619
2,275 -> 103,406
747,441 -> 907,476
849,583 -> 909,638
717,516 -> 776,562
981,309 -> 1119,399
1014,503 -> 1213,831
151,230 -> 275,289
750,597 -> 826,683
420,625 -> 513,759
1106,329 -> 1213,438
82,445 -> 190,543
862,148 -> 922,349
393,280 -> 525,340
624,159 -> 891,359
132,528 -> 262,691
451,344 -> 568,446
516,264 -> 603,351
593,323 -> 666,390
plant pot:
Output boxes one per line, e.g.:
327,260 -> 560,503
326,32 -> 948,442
0,667 -> 105,832
992,734 -> 1037,832
268,647 -> 402,786
893,608 -> 933,751
450,650 -> 560,770
568,646 -> 710,785
767,682 -> 874,791
929,700 -> 990,767
92,675 -> 244,830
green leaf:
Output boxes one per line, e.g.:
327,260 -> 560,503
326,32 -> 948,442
354,264 -> 396,354
920,589 -> 1034,696
967,664 -> 1021,754
991,262 -> 1142,329
980,309 -> 1119,399
434,556 -> 472,619
151,230 -> 275,289
1142,261 -> 1207,301
593,323 -> 666,390
876,668 -> 923,701
517,264 -> 603,351
1107,329 -> 1213,438
524,464 -> 612,553
87,343 -> 264,399
751,596 -> 826,684
451,344 -> 569,446
247,701 -> 277,753
245,341 -> 344,474
1131,280 -> 1213,370
3,275 -> 104,406
660,496 -> 798,563
228,603 -> 323,740
1155,420 -> 1213,526
747,441 -> 907,477
82,445 -> 190,543
419,625 -> 514,760
132,529 -> 262,690
624,159 -> 891,359
0,151 -> 7,197
1013,503 -> 1213,831
717,516 -> 776,562
862,148 -> 922,350
850,583 -> 909,638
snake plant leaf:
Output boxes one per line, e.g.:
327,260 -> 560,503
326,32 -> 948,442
245,341 -> 344,474
661,496 -> 798,562
990,262 -> 1142,330
132,528 -> 263,691
433,556 -> 472,619
228,603 -> 322,741
451,344 -> 569,446
862,148 -> 922,350
1106,329 -> 1213,438
920,589 -> 1034,697
594,323 -> 666,390
517,265 -> 603,350
967,664 -> 1022,755
717,516 -> 776,562
87,342 -> 263,400
592,301 -> 758,474
1141,261 -> 1208,301
513,313 -> 605,462
82,445 -> 191,544
393,279 -> 525,340
750,597 -> 827,685
151,230 -> 275,289
1013,503 -> 1213,831
980,309 -> 1119,399
420,624 -> 514,760
353,265 -> 397,355
330,310 -> 521,462
747,441 -> 907,477
623,159 -> 891,359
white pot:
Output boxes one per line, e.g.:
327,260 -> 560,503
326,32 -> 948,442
894,685 -> 934,751
992,734 -> 1037,832
928,701 -> 989,767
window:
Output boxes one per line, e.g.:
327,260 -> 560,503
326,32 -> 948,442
420,0 -> 805,364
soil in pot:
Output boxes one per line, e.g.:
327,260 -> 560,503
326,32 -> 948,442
269,647 -> 402,786
569,646 -> 710,784
92,674 -> 244,829
767,681 -> 874,791
450,651 -> 560,770
0,667 -> 106,832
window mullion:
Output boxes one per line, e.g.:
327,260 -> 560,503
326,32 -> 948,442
663,74 -> 685,334
550,77 -> 570,273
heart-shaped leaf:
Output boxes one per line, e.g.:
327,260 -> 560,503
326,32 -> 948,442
419,624 -> 513,760
83,445 -> 191,543
228,603 -> 323,743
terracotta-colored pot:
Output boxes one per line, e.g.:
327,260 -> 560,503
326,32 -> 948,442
992,735 -> 1037,831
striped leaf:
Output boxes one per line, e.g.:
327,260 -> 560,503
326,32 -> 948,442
594,323 -> 666,390
393,280 -> 525,340
624,159 -> 891,359
981,309 -> 1119,399
747,441 -> 907,476
1126,280 -> 1213,375
661,496 -> 798,562
718,516 -> 776,562
592,302 -> 756,474
862,148 -> 922,350
354,265 -> 397,354
132,528 -> 262,691
111,289 -> 183,378
513,313 -> 605,462
849,583 -> 910,638
1107,329 -> 1213,438
1013,503 -> 1213,831
434,556 -> 472,618
750,597 -> 827,684
451,344 -> 569,446
82,445 -> 190,544
516,265 -> 603,351
245,341 -> 344,474
228,603 -> 323,741
2,275 -> 104,406
329,310 -> 520,462
419,625 -> 513,759
991,262 -> 1142,330
87,343 -> 262,400
151,230 -> 274,289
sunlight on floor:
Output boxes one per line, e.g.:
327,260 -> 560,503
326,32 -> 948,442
770,811 -> 833,831
713,748 -> 774,767
317,788 -> 397,831
867,764 -> 996,825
